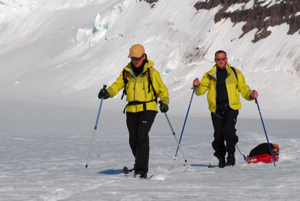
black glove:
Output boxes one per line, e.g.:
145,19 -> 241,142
98,88 -> 110,99
159,101 -> 169,113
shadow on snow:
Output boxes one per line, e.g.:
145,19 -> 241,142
98,169 -> 123,175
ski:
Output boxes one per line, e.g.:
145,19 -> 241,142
189,164 -> 218,168
123,166 -> 154,179
147,175 -> 154,179
208,163 -> 218,168
124,173 -> 154,180
208,163 -> 236,168
123,166 -> 133,174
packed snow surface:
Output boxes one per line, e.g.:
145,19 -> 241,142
1,98 -> 300,200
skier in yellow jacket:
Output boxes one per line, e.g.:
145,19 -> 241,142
98,44 -> 169,178
193,50 -> 258,168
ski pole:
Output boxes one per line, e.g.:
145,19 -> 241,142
254,93 -> 276,167
84,85 -> 107,173
173,86 -> 196,163
162,110 -> 190,168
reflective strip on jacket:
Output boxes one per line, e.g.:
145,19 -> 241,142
107,59 -> 169,113
195,63 -> 253,113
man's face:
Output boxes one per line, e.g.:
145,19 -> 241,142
131,54 -> 146,68
214,52 -> 228,69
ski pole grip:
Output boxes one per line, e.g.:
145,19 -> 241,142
192,78 -> 199,88
252,90 -> 257,103
158,100 -> 163,108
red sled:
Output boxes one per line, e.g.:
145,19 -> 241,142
246,154 -> 279,164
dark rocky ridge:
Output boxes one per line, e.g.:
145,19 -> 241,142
144,0 -> 159,4
194,0 -> 300,42
142,0 -> 158,8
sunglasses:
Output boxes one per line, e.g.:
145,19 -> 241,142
130,56 -> 143,61
216,57 -> 226,61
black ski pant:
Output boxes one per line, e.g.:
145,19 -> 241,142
211,105 -> 239,159
126,111 -> 157,173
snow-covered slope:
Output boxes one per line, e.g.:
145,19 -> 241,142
0,0 -> 299,119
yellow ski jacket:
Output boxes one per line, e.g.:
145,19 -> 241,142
107,59 -> 169,113
195,63 -> 254,113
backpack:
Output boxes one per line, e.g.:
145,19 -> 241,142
121,67 -> 158,113
121,67 -> 158,100
231,67 -> 238,81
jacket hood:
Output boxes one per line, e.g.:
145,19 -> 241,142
208,62 -> 232,78
124,59 -> 154,73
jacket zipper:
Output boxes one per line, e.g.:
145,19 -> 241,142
134,78 -> 137,112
